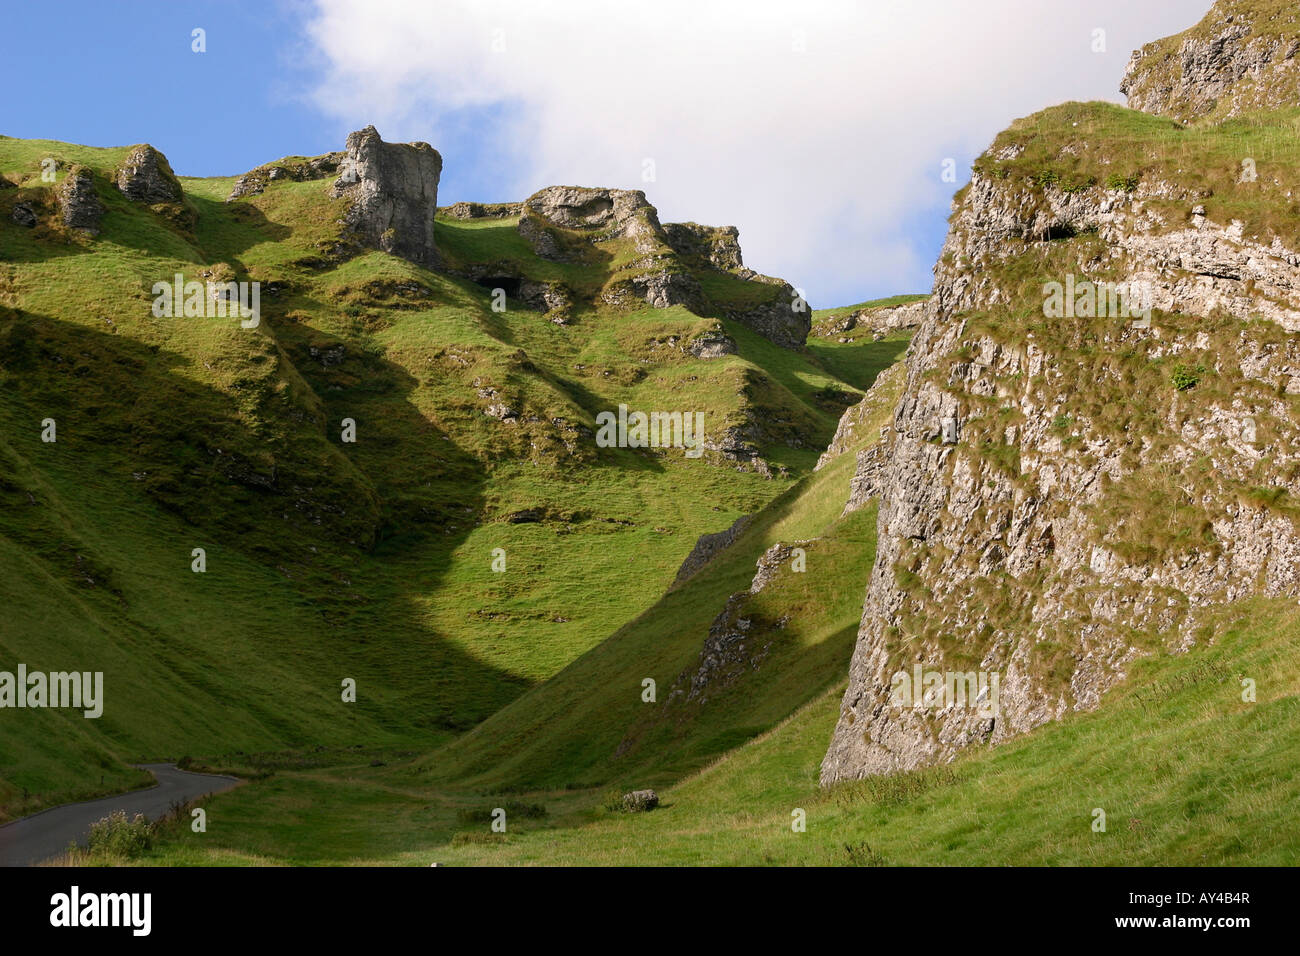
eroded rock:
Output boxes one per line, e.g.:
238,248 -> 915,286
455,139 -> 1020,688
115,145 -> 183,205
58,166 -> 104,234
330,126 -> 443,269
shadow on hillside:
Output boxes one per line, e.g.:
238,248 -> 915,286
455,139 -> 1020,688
187,193 -> 292,262
0,305 -> 526,756
804,334 -> 911,394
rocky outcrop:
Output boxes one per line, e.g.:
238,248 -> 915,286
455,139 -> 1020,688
115,145 -> 183,205
442,200 -> 522,220
57,166 -> 104,234
1121,0 -> 1300,122
674,515 -> 752,585
816,362 -> 907,471
518,186 -> 666,260
814,299 -> 927,340
330,126 -> 443,269
821,5 -> 1300,785
518,185 -> 810,348
688,326 -> 738,359
719,278 -> 810,350
672,542 -> 804,706
664,222 -> 744,272
227,152 -> 345,201
518,278 -> 573,318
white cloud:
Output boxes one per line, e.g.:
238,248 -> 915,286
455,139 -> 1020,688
304,0 -> 1211,306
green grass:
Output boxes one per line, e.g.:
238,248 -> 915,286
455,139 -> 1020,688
124,358 -> 907,863
133,597 -> 1300,866
811,293 -> 928,322
974,100 -> 1300,250
0,133 -> 899,822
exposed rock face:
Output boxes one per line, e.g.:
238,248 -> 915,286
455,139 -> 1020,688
816,362 -> 907,472
330,126 -> 443,269
720,277 -> 810,350
115,145 -> 183,205
57,166 -> 104,234
518,278 -> 573,317
664,221 -> 744,271
815,299 -> 927,340
821,5 -> 1300,785
227,152 -> 344,201
442,200 -> 522,220
672,542 -> 802,706
518,186 -> 665,261
600,267 -> 702,310
518,185 -> 810,348
674,515 -> 752,585
688,327 -> 738,359
1121,0 -> 1300,122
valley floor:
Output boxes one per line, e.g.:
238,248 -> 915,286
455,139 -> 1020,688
116,598 -> 1300,866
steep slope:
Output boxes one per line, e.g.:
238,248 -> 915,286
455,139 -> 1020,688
0,127 -> 877,818
405,335 -> 908,792
119,339 -> 912,863
824,0 -> 1300,782
1122,0 -> 1300,122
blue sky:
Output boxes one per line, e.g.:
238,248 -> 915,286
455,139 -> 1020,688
1,0 -> 1212,308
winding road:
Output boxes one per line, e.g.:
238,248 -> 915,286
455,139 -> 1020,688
0,764 -> 240,866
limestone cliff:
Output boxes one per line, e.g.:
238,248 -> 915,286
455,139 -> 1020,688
1122,0 -> 1300,122
517,185 -> 810,348
822,0 -> 1300,783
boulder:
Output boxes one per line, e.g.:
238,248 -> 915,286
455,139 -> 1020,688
621,789 -> 659,812
115,145 -> 183,204
10,202 -> 37,228
330,126 -> 443,269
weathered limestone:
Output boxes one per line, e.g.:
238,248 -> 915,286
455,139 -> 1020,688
330,126 -> 443,269
58,166 -> 104,234
115,145 -> 183,205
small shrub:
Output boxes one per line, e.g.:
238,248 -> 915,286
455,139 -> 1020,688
1171,363 -> 1206,391
86,810 -> 153,859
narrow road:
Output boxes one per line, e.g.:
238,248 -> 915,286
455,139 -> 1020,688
0,764 -> 240,866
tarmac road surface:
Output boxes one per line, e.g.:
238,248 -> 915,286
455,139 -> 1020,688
0,763 -> 239,866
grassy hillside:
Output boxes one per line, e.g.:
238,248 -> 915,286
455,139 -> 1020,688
0,133 -> 904,820
92,355 -> 907,863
